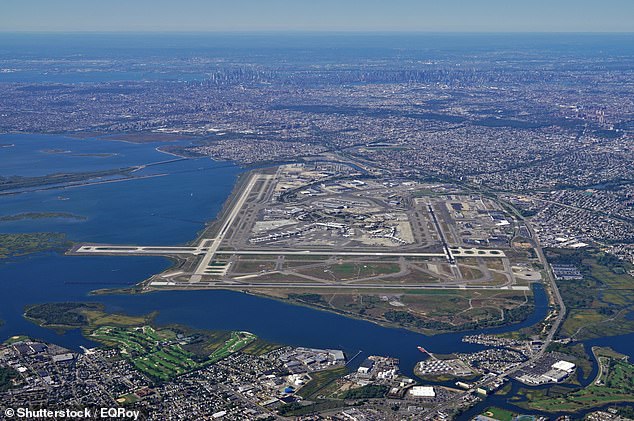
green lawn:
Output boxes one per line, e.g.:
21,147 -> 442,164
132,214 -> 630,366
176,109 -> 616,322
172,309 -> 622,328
26,303 -> 269,383
90,326 -> 203,381
546,248 -> 634,340
210,331 -> 256,362
297,366 -> 348,400
481,407 -> 515,421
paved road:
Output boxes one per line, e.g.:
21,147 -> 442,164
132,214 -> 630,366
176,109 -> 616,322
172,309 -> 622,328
421,202 -> 567,418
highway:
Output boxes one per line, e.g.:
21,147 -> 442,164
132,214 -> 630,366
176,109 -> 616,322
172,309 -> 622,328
421,210 -> 567,418
527,218 -> 566,353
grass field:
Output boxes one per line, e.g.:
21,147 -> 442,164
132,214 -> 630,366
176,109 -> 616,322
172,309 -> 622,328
0,232 -> 71,259
91,325 -> 200,381
297,366 -> 348,400
241,339 -> 282,356
458,265 -> 485,280
3,336 -> 29,345
24,302 -> 155,332
546,248 -> 634,339
232,260 -> 277,273
329,262 -> 401,278
296,261 -> 401,281
82,309 -> 156,329
25,302 -> 272,382
209,331 -> 256,362
481,407 -> 515,421
279,287 -> 533,335
90,325 -> 259,381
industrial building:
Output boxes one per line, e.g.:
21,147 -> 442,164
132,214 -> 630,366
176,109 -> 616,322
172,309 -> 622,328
409,386 -> 436,398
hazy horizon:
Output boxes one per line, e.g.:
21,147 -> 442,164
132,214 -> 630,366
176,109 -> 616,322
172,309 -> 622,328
1,30 -> 633,34
2,0 -> 633,33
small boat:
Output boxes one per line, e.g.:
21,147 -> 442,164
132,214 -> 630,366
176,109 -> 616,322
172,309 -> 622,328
417,346 -> 427,353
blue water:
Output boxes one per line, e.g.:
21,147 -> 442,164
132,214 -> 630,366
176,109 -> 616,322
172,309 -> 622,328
0,133 -> 194,177
2,33 -> 633,60
0,134 -> 548,372
0,248 -> 546,379
1,32 -> 633,418
1,133 -> 633,418
0,253 -> 549,380
460,331 -> 634,419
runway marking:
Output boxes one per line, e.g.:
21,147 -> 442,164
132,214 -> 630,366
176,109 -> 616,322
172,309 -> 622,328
73,245 -> 505,259
192,174 -> 272,281
73,247 -> 505,258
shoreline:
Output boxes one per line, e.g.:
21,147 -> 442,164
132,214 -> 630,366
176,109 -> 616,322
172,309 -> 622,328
10,132 -> 544,339
85,161 -> 545,337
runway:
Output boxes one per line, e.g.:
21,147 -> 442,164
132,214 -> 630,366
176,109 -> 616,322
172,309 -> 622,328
72,245 -> 505,258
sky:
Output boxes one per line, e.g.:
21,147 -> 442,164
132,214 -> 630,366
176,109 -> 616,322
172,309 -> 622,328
1,0 -> 633,33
